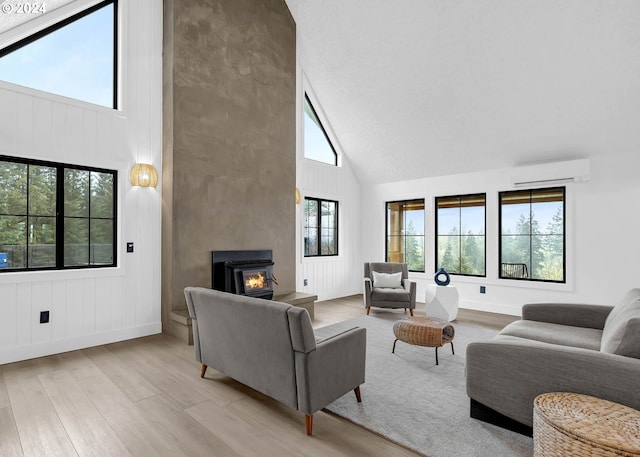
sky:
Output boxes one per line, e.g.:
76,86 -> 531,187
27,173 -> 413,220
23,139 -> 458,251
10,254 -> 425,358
501,201 -> 563,235
0,3 -> 114,108
303,101 -> 336,165
438,206 -> 485,235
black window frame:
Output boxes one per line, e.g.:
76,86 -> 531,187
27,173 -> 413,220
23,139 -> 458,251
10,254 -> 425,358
435,193 -> 487,277
303,196 -> 339,257
0,155 -> 118,272
0,0 -> 119,109
498,187 -> 566,283
385,199 -> 425,273
303,93 -> 338,166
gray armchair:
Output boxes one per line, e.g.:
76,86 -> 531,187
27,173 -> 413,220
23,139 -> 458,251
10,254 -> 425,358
363,262 -> 416,316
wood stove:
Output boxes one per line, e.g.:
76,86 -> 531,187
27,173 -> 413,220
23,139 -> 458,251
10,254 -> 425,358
211,250 -> 276,300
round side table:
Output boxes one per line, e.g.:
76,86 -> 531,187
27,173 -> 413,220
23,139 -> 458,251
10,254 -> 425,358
534,392 -> 640,457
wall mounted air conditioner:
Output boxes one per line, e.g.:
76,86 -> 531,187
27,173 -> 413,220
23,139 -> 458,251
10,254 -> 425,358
509,158 -> 590,188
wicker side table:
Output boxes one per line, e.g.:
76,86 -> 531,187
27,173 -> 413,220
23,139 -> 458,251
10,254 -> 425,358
392,316 -> 455,365
534,392 -> 640,457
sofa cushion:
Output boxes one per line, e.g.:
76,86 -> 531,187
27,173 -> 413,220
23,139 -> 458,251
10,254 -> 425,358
601,288 -> 640,358
499,320 -> 602,351
372,271 -> 402,288
371,287 -> 410,302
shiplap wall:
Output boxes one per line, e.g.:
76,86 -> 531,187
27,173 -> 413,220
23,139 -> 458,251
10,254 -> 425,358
298,158 -> 361,301
296,58 -> 363,302
0,0 -> 162,364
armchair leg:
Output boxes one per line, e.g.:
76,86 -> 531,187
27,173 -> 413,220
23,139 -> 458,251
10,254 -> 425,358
409,309 -> 414,316
305,414 -> 313,435
200,364 -> 207,378
366,306 -> 371,315
354,386 -> 362,403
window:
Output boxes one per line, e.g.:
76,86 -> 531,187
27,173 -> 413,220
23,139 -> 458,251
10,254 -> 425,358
386,199 -> 425,272
303,93 -> 337,165
0,0 -> 118,108
436,194 -> 486,276
304,197 -> 338,256
0,156 -> 117,271
499,187 -> 565,282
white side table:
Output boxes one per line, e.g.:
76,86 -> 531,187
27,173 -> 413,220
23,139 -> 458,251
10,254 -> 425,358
425,285 -> 459,321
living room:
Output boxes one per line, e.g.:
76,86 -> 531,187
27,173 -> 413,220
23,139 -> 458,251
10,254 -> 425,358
0,0 -> 639,456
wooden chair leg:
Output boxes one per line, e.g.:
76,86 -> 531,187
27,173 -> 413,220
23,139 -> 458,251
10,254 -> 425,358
305,414 -> 313,435
354,386 -> 362,403
200,364 -> 208,378
366,306 -> 371,315
409,309 -> 414,316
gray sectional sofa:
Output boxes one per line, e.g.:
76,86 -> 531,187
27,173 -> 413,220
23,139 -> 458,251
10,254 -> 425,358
466,288 -> 640,435
184,287 -> 366,435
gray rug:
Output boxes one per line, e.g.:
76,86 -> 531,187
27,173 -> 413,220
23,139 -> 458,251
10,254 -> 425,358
318,316 -> 533,457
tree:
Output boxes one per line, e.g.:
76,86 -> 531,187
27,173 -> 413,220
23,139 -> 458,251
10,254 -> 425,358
437,226 -> 460,274
0,162 -> 57,268
64,169 -> 90,265
538,207 -> 564,281
462,232 -> 484,275
404,220 -> 424,271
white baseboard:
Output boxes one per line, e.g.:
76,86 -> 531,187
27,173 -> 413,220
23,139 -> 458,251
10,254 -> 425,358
459,300 -> 522,317
0,322 -> 162,365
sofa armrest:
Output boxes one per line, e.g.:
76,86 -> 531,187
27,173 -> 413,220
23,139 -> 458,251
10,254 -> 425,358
315,327 -> 358,346
522,303 -> 613,329
364,278 -> 372,306
402,279 -> 417,308
294,327 -> 366,415
466,338 -> 640,426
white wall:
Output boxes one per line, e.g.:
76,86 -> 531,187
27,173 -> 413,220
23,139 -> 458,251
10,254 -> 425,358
297,158 -> 361,301
360,154 -> 640,316
0,0 -> 163,364
295,60 -> 362,301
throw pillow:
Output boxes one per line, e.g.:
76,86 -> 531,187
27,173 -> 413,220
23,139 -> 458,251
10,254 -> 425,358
372,271 -> 403,288
600,288 -> 640,358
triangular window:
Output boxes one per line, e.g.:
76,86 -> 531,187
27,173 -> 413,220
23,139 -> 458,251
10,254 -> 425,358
304,93 -> 337,166
0,0 -> 117,109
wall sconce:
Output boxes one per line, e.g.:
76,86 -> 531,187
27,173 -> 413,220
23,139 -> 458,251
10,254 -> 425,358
130,163 -> 158,188
295,187 -> 301,204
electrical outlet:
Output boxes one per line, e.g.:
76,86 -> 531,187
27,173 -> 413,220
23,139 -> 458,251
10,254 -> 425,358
40,311 -> 50,324
480,286 -> 486,294
304,279 -> 308,286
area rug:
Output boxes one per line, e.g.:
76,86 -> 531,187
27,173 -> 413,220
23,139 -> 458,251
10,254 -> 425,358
318,316 -> 533,457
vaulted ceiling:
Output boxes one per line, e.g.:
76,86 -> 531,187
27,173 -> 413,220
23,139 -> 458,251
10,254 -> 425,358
3,1 -> 639,186
285,0 -> 640,184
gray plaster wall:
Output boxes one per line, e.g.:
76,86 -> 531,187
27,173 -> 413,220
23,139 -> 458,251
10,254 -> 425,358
162,0 -> 296,327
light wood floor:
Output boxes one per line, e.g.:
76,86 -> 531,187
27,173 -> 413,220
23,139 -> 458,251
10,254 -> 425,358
0,296 -> 517,457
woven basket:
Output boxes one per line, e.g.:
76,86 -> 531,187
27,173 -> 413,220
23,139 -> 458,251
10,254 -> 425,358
392,317 -> 454,348
534,392 -> 640,457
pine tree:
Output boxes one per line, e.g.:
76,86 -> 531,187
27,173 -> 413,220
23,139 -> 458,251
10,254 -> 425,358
404,220 -> 424,271
538,207 -> 564,280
